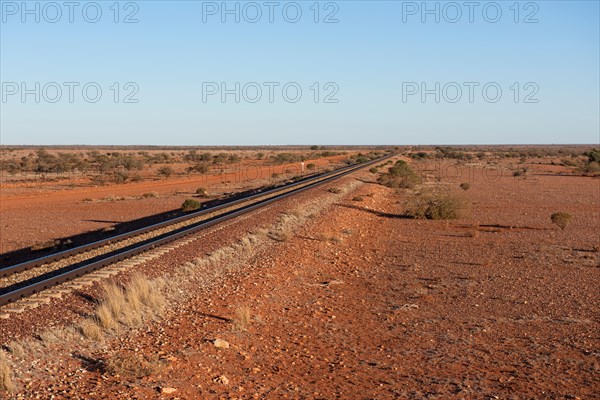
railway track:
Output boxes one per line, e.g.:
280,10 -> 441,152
0,155 -> 390,306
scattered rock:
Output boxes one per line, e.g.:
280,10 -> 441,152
213,338 -> 230,349
160,387 -> 177,394
214,375 -> 229,385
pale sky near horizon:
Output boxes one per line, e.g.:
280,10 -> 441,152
0,1 -> 599,145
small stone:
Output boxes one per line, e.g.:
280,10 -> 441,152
214,375 -> 229,385
213,339 -> 230,349
161,387 -> 177,394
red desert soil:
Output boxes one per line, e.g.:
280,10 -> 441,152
0,156 -> 344,254
2,162 -> 599,399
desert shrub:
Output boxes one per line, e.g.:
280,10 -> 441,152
327,187 -> 342,194
271,153 -> 304,164
186,162 -> 210,174
561,158 -> 578,167
195,187 -> 208,197
105,353 -> 161,378
459,182 -> 471,191
583,161 -> 600,175
377,160 -> 421,189
352,196 -> 364,202
130,174 -> 143,182
369,167 -> 379,173
113,171 -> 129,183
406,190 -> 464,220
157,166 -> 173,178
550,212 -> 572,230
142,192 -> 157,198
181,199 -> 201,212
585,148 -> 600,163
580,151 -> 600,175
512,167 -> 528,177
90,175 -> 106,185
306,163 -> 316,170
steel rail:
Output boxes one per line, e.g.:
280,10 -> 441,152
0,156 -> 390,305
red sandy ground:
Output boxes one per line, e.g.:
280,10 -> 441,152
0,156 -> 346,253
2,160 -> 600,399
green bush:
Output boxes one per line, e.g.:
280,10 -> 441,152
181,199 -> 201,212
377,160 -> 421,189
406,191 -> 464,220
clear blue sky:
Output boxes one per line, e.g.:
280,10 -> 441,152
1,0 -> 599,145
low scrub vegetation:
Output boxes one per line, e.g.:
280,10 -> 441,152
0,351 -> 14,393
181,199 -> 201,212
377,160 -> 421,189
459,182 -> 471,191
233,306 -> 252,331
580,149 -> 600,175
80,275 -> 166,341
105,353 -> 162,378
550,212 -> 572,230
512,167 -> 528,177
315,233 -> 343,243
157,166 -> 174,178
405,190 -> 464,220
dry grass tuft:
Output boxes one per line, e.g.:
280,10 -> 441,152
550,212 -> 572,230
233,306 -> 252,331
38,330 -> 60,346
6,341 -> 25,358
268,230 -> 292,242
315,233 -> 342,243
79,275 -> 166,340
101,283 -> 126,316
0,351 -> 15,393
95,303 -> 118,330
105,353 -> 162,378
79,319 -> 104,341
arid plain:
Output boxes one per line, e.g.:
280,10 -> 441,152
0,146 -> 598,399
